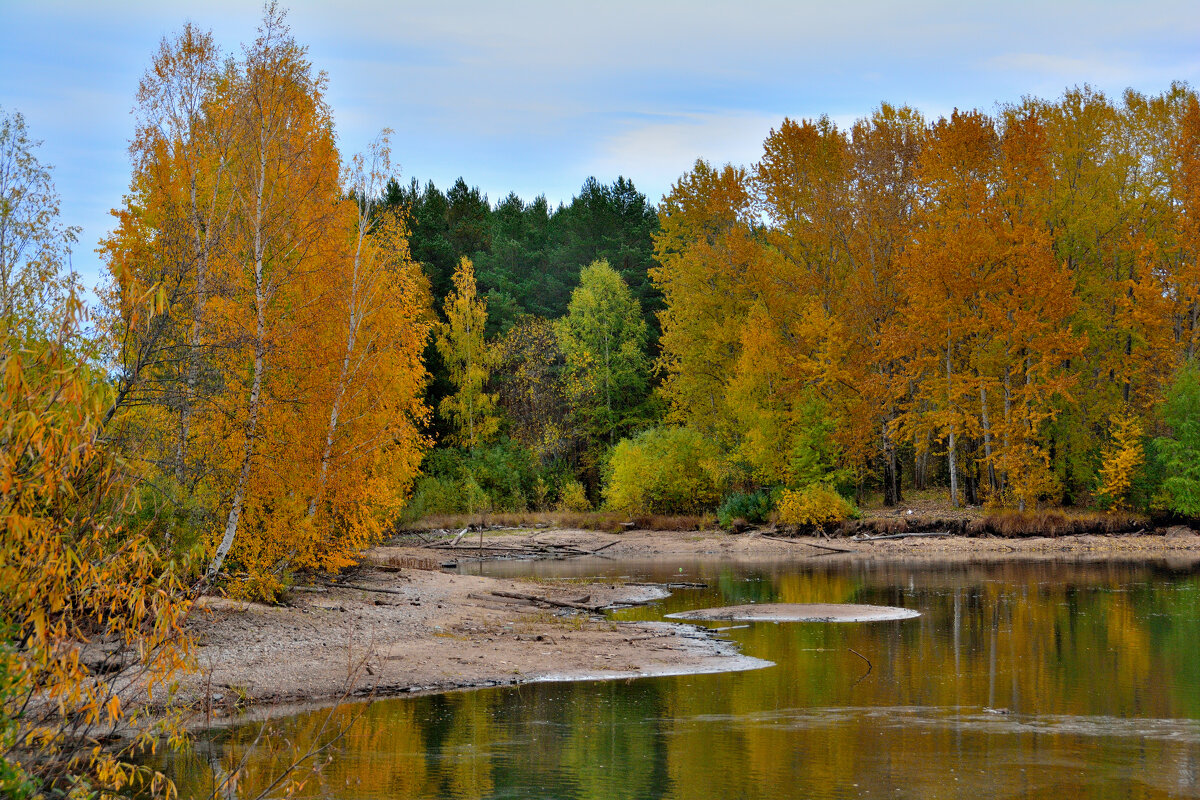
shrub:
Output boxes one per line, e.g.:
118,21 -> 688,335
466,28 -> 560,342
409,440 -> 547,516
777,484 -> 857,528
404,475 -> 464,519
1154,361 -> 1200,517
556,479 -> 591,512
787,394 -> 853,491
603,426 -> 722,514
1096,410 -> 1144,510
718,489 -> 774,529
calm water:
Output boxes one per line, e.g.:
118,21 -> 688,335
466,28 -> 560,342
163,557 -> 1200,799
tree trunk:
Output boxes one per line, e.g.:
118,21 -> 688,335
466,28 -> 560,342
980,382 -> 997,495
309,201 -> 367,517
208,150 -> 268,580
881,417 -> 901,506
946,329 -> 958,507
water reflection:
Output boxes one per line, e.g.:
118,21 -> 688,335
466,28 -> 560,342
161,557 -> 1200,799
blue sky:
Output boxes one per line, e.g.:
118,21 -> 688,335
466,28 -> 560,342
2,0 -> 1198,292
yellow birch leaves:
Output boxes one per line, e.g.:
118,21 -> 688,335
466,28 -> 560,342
436,257 -> 499,449
653,86 -> 1198,508
102,10 -> 432,597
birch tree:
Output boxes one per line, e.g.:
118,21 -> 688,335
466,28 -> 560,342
556,260 -> 649,447
436,256 -> 498,449
0,107 -> 78,331
206,3 -> 342,581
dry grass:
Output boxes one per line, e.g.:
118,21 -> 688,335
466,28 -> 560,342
400,510 -> 715,534
404,504 -> 1152,540
970,509 -> 1148,537
837,507 -> 1150,538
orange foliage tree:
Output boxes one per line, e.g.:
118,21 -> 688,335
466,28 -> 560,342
653,84 -> 1197,510
2,305 -> 193,797
102,8 -> 431,598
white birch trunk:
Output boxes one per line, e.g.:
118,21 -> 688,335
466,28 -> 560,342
208,147 -> 268,580
947,329 -> 958,507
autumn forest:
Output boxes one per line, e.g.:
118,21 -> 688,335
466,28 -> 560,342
4,5 -> 1200,797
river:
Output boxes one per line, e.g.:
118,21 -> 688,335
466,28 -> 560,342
161,556 -> 1200,798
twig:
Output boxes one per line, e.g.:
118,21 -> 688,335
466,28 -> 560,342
849,647 -> 873,686
468,592 -> 532,605
848,647 -> 872,672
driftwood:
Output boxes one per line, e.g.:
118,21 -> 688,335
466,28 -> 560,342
854,531 -> 952,541
761,534 -> 854,553
489,590 -> 603,613
328,583 -> 408,597
625,581 -> 708,589
424,539 -> 600,559
469,592 -> 531,605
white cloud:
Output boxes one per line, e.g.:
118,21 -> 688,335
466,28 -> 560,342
583,112 -> 780,200
986,52 -> 1200,94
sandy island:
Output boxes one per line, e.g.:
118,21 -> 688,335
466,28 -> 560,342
181,526 -> 1200,723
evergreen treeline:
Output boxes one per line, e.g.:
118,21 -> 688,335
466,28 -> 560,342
390,176 -> 662,510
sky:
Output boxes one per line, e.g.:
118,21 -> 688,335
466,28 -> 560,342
2,0 -> 1198,292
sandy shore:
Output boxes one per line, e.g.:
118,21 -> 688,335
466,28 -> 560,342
181,526 -> 1200,723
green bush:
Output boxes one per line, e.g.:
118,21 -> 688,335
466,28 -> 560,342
404,475 -> 465,518
603,426 -> 722,514
1154,361 -> 1200,516
717,489 -> 774,529
409,440 -> 550,515
787,393 -> 853,493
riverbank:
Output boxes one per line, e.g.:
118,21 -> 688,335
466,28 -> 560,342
180,549 -> 767,723
180,526 -> 1200,725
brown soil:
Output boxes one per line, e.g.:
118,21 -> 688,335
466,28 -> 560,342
181,525 -> 1200,724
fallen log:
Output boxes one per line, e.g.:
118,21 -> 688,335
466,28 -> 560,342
855,531 -> 952,541
325,583 -> 408,596
468,592 -> 532,605
489,590 -> 603,613
761,534 -> 854,554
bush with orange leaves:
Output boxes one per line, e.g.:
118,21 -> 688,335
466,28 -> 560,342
1,307 -> 195,799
